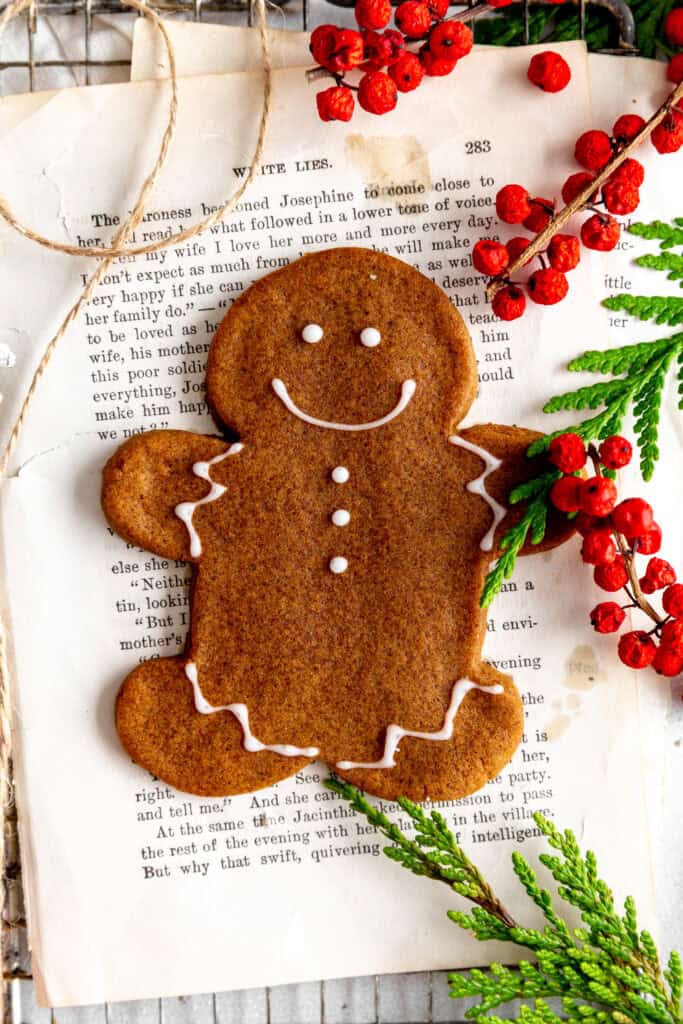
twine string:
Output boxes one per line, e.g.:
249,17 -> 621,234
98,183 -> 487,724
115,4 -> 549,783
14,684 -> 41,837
0,0 -> 273,260
0,0 -> 271,1011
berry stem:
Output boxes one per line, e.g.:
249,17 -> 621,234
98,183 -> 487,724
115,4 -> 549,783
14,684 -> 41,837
587,448 -> 665,627
487,76 -> 683,301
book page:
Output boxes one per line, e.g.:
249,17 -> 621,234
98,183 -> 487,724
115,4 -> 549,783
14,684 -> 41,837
0,46 -> 657,1008
131,20 -> 310,80
587,53 -> 683,959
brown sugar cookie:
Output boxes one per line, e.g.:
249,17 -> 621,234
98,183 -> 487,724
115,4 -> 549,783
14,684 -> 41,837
102,248 -> 572,802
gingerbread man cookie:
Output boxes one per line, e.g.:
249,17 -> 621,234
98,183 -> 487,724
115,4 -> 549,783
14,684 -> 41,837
102,248 -> 570,802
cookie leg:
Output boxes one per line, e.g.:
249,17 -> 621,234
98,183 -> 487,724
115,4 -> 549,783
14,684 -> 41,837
332,666 -> 523,803
116,657 -> 312,796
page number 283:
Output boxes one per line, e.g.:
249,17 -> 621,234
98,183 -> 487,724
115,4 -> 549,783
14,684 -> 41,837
465,139 -> 492,155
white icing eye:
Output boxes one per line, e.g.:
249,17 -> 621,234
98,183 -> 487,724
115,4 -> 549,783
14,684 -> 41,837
329,556 -> 349,574
360,327 -> 381,348
302,324 -> 323,344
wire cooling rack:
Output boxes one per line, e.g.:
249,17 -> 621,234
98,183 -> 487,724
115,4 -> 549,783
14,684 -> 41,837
0,0 -> 639,1020
0,0 -> 638,91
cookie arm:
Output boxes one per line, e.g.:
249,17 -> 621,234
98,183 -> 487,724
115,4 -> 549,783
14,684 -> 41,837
455,424 -> 575,555
102,430 -> 236,561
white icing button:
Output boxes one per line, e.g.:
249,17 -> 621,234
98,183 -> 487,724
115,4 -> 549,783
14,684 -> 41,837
302,323 -> 323,344
331,466 -> 349,483
329,556 -> 349,574
331,509 -> 351,527
360,327 -> 381,348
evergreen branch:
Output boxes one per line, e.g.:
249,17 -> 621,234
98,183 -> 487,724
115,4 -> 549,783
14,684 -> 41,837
472,0 -> 672,57
600,294 -> 683,327
480,490 -> 549,608
327,784 -> 683,1024
629,220 -> 683,250
324,777 -> 515,921
636,253 -> 683,287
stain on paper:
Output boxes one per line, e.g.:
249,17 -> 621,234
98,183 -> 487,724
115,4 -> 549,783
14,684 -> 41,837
345,134 -> 431,198
564,644 -> 606,691
546,714 -> 571,741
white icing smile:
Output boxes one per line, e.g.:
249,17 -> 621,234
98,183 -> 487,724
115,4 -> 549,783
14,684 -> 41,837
271,378 -> 416,432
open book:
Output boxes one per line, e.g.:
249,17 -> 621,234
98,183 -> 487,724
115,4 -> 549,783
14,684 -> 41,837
0,39 -> 677,1008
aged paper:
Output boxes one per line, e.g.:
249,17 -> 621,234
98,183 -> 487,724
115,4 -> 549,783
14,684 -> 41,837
0,44 -> 659,1007
131,20 -> 310,80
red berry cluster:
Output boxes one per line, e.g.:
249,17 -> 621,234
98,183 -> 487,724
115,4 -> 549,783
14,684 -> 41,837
311,0 -> 474,121
547,432 -> 682,678
473,100 -> 683,321
666,9 -> 683,86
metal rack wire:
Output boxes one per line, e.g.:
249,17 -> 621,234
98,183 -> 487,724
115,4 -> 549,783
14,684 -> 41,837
0,0 -> 638,92
0,0 -> 640,1019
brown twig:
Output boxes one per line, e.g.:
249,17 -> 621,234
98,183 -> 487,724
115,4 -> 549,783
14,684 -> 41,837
588,448 -> 665,628
487,77 -> 683,301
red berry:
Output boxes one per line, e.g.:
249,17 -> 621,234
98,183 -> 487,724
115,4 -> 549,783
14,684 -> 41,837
612,114 -> 646,144
590,601 -> 626,634
355,0 -> 392,30
610,158 -> 645,188
636,522 -> 662,555
611,497 -> 654,539
310,27 -> 365,72
598,435 -> 632,469
594,557 -> 628,592
602,180 -> 640,216
550,475 -> 583,513
523,197 -> 554,233
472,239 -> 509,277
496,185 -> 531,224
642,557 -> 676,591
618,631 -> 657,669
581,214 -> 620,252
316,85 -> 355,122
580,475 -> 618,517
358,71 -> 398,114
395,1 -> 431,38
527,50 -> 571,93
663,584 -> 683,619
575,129 -> 613,171
661,618 -> 683,656
548,432 -> 586,473
363,29 -> 405,68
664,7 -> 683,47
547,234 -> 580,273
389,51 -> 424,91
310,25 -> 339,65
487,0 -> 513,5
491,284 -> 526,321
576,512 -> 607,537
425,0 -> 449,16
652,645 -> 683,677
668,53 -> 683,84
651,109 -> 683,155
506,236 -> 531,263
428,21 -> 473,59
562,171 -> 597,205
582,529 -> 617,566
419,46 -> 457,76
527,267 -> 569,305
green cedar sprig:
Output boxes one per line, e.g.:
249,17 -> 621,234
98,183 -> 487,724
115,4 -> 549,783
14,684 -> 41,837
473,0 -> 674,58
480,472 -> 558,608
326,778 -> 683,1024
324,776 -> 514,922
481,218 -> 683,607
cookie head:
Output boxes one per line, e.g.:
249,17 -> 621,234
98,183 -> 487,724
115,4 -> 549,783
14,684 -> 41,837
206,248 -> 477,440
